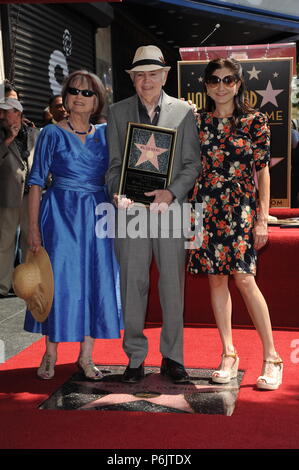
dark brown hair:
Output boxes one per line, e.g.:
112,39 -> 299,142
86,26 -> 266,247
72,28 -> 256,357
61,70 -> 106,117
203,58 -> 254,125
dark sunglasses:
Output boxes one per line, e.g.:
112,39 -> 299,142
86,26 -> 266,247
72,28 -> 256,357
67,87 -> 96,97
206,75 -> 238,88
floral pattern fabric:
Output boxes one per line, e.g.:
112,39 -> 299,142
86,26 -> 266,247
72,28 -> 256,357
188,111 -> 270,275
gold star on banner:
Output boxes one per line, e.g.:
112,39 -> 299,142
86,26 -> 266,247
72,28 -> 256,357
273,72 -> 279,78
247,66 -> 261,80
135,133 -> 166,170
256,80 -> 284,108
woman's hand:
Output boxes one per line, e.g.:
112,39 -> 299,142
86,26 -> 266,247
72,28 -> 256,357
253,218 -> 268,250
180,98 -> 198,117
27,225 -> 42,253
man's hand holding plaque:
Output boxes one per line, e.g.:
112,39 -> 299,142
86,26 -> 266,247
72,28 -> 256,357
144,189 -> 174,213
114,188 -> 174,213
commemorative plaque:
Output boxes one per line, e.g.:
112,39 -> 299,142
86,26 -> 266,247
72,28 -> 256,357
118,122 -> 177,205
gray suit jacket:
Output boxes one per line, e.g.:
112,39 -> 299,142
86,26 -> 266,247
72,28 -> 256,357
0,126 -> 40,208
106,91 -> 201,205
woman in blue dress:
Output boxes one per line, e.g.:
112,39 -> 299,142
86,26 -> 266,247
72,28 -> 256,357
25,70 -> 122,380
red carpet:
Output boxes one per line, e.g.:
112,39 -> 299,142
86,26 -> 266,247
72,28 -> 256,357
1,326 -> 299,449
147,212 -> 299,329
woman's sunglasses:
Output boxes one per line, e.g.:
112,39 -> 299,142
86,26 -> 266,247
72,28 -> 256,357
67,87 -> 96,97
206,75 -> 238,88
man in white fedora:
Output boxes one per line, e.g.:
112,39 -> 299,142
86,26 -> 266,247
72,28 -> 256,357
107,45 -> 201,383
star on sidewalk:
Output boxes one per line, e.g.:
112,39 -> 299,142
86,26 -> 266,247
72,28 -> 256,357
256,80 -> 284,107
247,66 -> 261,80
76,380 -> 239,414
79,391 -> 195,413
135,133 -> 166,170
39,365 -> 244,416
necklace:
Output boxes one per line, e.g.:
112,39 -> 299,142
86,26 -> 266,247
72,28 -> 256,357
66,117 -> 92,135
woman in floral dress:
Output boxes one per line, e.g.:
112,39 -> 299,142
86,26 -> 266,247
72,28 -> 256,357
188,58 -> 282,390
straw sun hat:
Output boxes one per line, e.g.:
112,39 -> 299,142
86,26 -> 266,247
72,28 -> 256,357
12,247 -> 54,323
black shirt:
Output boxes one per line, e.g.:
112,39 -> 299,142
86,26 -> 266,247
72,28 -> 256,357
138,97 -> 161,126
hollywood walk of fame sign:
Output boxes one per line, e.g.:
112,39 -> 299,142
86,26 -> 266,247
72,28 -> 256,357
178,57 -> 293,207
119,122 -> 177,206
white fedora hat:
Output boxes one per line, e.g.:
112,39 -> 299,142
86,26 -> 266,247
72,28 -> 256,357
126,45 -> 171,73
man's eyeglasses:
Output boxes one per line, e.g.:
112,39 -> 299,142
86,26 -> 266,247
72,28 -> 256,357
206,75 -> 238,88
67,87 -> 96,98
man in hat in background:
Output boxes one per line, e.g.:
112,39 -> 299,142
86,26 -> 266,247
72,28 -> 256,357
0,97 -> 40,297
106,45 -> 201,383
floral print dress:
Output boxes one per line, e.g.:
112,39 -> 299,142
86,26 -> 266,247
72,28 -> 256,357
188,111 -> 270,276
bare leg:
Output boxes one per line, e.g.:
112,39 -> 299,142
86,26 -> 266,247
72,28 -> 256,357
79,335 -> 95,359
37,336 -> 58,379
233,273 -> 282,388
45,336 -> 58,358
208,274 -> 238,377
77,336 -> 103,380
233,273 -> 278,360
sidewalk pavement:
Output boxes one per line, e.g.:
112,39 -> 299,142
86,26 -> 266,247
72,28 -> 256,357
0,296 -> 42,363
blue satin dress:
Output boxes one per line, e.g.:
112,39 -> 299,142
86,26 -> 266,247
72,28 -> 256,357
24,124 -> 123,342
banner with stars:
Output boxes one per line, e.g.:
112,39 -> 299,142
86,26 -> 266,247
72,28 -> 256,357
178,58 -> 293,207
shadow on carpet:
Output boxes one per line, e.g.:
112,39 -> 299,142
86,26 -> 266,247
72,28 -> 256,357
39,365 -> 244,416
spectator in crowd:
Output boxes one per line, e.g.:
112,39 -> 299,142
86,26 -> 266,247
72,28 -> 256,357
4,80 -> 18,100
0,97 -> 39,298
47,95 -> 67,124
42,106 -> 53,126
4,81 -> 35,128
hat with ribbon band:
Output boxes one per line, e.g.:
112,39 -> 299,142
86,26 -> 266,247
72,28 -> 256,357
126,45 -> 171,73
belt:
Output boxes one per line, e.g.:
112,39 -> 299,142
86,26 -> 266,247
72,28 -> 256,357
52,176 -> 106,193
